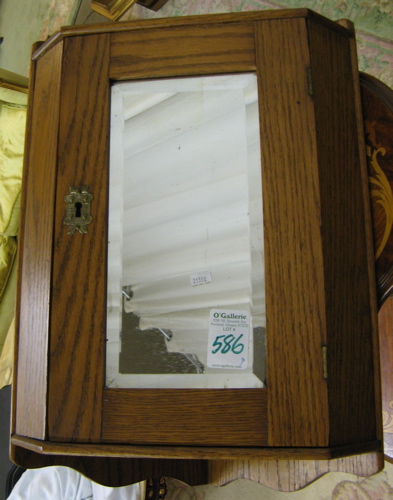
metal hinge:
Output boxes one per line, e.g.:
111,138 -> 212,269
322,345 -> 328,379
307,67 -> 314,97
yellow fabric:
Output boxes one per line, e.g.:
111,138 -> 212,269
0,316 -> 14,389
0,234 -> 17,299
6,189 -> 21,237
0,91 -> 26,387
0,253 -> 17,389
0,101 -> 26,235
0,87 -> 27,107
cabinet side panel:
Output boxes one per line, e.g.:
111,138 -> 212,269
307,20 -> 379,445
47,34 -> 110,442
14,42 -> 63,440
255,19 -> 330,446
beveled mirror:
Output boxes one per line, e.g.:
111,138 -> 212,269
106,74 -> 266,389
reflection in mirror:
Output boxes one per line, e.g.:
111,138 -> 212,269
106,74 -> 266,388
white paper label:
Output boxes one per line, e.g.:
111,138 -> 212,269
207,309 -> 249,369
189,270 -> 212,286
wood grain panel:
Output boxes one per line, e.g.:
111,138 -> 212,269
307,19 -> 379,446
47,34 -> 110,442
14,41 -> 63,440
255,19 -> 329,447
110,22 -> 256,80
102,389 -> 267,446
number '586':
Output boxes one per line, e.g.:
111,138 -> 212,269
212,334 -> 244,355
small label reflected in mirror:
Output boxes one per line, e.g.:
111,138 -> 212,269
189,270 -> 212,286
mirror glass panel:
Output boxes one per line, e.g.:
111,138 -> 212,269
106,74 -> 266,388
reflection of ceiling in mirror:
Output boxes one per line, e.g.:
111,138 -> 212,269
107,75 -> 265,388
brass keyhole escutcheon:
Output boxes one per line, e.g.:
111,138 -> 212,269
63,186 -> 93,234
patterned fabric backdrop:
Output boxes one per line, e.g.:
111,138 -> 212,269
32,0 -> 393,87
38,0 -> 81,40
123,0 -> 393,88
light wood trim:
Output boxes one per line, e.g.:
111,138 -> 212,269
102,389 -> 268,446
14,41 -> 64,440
47,34 -> 111,442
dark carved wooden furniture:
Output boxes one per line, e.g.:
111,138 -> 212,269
360,72 -> 393,463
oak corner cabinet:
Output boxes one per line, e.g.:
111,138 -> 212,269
11,9 -> 383,490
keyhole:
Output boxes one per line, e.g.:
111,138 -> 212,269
75,202 -> 82,218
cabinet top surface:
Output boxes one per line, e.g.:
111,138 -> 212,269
32,8 -> 352,61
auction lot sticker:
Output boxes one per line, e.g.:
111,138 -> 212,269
207,309 -> 250,369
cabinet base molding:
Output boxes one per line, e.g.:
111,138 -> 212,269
11,436 -> 382,491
